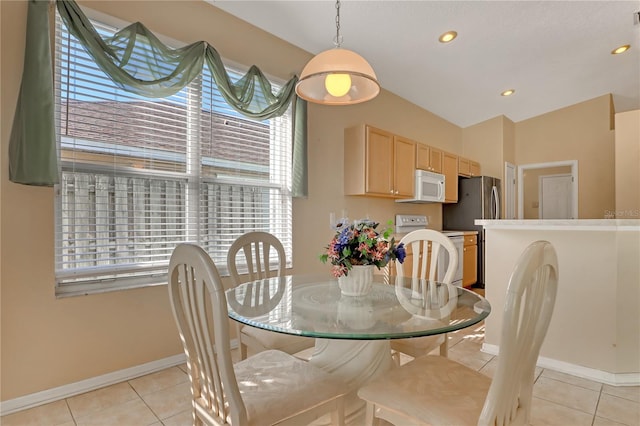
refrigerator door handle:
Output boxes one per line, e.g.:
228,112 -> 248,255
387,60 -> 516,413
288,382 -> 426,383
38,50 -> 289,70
491,185 -> 500,219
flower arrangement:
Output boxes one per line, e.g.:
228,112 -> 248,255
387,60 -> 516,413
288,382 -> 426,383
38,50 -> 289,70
320,220 -> 406,277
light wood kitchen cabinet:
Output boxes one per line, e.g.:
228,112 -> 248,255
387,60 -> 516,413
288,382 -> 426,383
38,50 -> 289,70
458,157 -> 470,176
462,234 -> 478,287
469,160 -> 481,177
459,156 -> 481,177
443,152 -> 459,203
344,125 -> 416,198
416,144 -> 443,173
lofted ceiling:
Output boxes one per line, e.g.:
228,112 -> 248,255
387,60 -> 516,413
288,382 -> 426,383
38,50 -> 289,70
209,0 -> 640,128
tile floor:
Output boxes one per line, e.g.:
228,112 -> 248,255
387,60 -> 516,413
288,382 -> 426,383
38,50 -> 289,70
2,323 -> 639,426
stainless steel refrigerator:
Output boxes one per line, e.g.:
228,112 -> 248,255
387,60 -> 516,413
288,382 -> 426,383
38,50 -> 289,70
442,176 -> 501,287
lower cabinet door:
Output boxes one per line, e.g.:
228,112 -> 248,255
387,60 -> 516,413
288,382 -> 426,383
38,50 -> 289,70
462,244 -> 477,287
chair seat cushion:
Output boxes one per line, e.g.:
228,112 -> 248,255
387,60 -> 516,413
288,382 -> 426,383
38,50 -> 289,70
358,355 -> 491,425
236,350 -> 345,426
241,325 -> 313,354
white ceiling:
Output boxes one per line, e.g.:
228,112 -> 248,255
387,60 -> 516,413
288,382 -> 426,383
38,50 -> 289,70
209,0 -> 639,128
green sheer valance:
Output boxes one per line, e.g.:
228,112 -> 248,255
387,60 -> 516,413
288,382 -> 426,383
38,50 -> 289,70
9,0 -> 308,196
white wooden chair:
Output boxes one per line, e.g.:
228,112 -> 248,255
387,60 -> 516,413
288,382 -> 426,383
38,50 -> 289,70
392,229 -> 458,361
358,240 -> 559,426
227,231 -> 314,359
168,243 -> 345,426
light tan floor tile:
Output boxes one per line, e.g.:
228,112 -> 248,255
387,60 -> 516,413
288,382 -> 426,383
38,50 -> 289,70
602,384 -> 640,403
596,393 -> 640,425
0,400 -> 74,426
129,366 -> 188,396
530,396 -> 594,426
140,381 -> 192,420
479,355 -> 498,378
593,416 -> 628,426
161,409 -> 194,426
66,382 -> 139,419
75,398 -> 158,426
533,376 -> 600,414
447,339 -> 494,371
478,356 -> 542,381
448,322 -> 485,347
177,363 -> 188,375
541,368 -> 603,391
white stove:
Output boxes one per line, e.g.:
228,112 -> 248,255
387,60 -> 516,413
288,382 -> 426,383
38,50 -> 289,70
395,214 -> 464,287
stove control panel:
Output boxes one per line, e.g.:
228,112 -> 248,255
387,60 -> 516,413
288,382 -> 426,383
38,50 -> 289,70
395,214 -> 428,233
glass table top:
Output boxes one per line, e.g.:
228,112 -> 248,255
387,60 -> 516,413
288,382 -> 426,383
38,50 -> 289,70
226,274 -> 491,340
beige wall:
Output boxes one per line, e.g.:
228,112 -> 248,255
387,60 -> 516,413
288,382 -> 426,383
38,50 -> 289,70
614,110 -> 640,217
0,0 -> 460,401
461,115 -> 516,218
461,115 -> 505,179
515,95 -> 616,218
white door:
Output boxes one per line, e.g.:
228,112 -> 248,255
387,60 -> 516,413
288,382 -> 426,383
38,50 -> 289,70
505,162 -> 516,219
539,174 -> 574,219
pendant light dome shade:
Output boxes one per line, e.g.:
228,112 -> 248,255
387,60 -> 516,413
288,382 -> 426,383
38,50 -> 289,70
295,48 -> 380,105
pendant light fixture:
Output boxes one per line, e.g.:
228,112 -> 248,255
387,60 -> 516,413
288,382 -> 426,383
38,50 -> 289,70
295,0 -> 380,105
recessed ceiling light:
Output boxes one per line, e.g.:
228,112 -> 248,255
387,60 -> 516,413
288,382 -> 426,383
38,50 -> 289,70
611,44 -> 631,55
438,31 -> 458,43
501,89 -> 515,97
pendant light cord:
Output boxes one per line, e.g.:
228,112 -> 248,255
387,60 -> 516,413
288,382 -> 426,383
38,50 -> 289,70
334,0 -> 343,48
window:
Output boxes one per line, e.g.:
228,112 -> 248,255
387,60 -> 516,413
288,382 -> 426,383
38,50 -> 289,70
54,15 -> 293,296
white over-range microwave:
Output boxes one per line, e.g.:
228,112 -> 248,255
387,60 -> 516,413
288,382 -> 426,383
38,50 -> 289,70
396,170 -> 446,203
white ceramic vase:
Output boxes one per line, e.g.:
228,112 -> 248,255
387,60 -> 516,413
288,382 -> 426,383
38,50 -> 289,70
338,265 -> 374,296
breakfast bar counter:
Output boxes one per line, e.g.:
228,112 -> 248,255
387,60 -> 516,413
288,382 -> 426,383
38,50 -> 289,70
476,219 -> 640,386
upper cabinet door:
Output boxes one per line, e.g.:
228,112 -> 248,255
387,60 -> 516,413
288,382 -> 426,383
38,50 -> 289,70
429,147 -> 443,173
469,160 -> 481,177
443,152 -> 459,203
416,144 -> 430,170
394,136 -> 416,197
365,127 -> 395,196
458,157 -> 471,176
416,144 -> 443,173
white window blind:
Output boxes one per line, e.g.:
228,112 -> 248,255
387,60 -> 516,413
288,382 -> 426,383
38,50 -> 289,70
54,15 -> 293,296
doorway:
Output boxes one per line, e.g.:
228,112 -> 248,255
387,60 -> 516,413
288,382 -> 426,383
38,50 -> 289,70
539,174 -> 574,219
517,160 -> 578,219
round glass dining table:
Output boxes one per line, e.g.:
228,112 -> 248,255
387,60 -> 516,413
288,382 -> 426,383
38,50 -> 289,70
226,274 -> 491,424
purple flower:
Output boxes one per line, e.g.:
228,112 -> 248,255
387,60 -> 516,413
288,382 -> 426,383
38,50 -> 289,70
396,242 -> 406,263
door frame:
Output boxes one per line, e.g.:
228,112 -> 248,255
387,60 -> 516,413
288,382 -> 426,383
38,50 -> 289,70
517,160 -> 578,219
504,162 -> 517,219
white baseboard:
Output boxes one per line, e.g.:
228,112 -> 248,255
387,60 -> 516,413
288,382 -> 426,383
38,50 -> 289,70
1,339 -> 241,416
482,343 -> 640,386
0,353 -> 189,416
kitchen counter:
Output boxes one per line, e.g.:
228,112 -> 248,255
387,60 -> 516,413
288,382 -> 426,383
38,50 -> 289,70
442,230 -> 478,237
477,219 -> 640,385
475,219 -> 639,231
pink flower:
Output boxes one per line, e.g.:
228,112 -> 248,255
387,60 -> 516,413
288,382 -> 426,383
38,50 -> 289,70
331,264 -> 348,277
